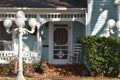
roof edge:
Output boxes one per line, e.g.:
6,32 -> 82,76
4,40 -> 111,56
0,7 -> 87,13
0,7 -> 86,11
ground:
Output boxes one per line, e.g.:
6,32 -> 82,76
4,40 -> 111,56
0,61 -> 119,80
23,61 -> 88,78
0,76 -> 119,80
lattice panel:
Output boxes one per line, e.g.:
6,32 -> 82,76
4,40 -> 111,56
0,51 -> 39,64
0,51 -> 14,64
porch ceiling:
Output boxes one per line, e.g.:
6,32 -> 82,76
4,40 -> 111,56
0,0 -> 87,8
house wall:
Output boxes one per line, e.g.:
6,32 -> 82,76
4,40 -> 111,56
20,21 -> 85,61
22,35 -> 37,51
90,0 -> 117,37
39,23 -> 49,61
73,21 -> 85,43
73,21 -> 85,63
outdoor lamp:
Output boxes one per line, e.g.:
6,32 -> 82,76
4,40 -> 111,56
3,19 -> 12,33
107,19 -> 120,36
107,19 -> 115,29
3,19 -> 12,28
29,18 -> 37,28
16,11 -> 25,18
15,18 -> 25,28
27,18 -> 37,34
3,11 -> 38,80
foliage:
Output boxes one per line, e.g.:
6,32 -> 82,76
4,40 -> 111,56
80,36 -> 120,77
0,61 -> 14,75
0,61 -> 42,76
32,62 -> 41,69
32,62 -> 43,73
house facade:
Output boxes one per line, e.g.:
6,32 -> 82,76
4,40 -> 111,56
0,0 -> 118,65
88,0 -> 118,37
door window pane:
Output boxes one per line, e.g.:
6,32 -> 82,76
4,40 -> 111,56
54,28 -> 68,45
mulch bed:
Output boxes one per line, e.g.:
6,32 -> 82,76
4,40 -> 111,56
52,77 -> 81,80
23,61 -> 87,80
0,61 -> 87,80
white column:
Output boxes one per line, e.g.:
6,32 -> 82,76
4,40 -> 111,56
117,5 -> 120,37
117,5 -> 120,20
87,0 -> 93,36
85,12 -> 88,36
12,29 -> 18,56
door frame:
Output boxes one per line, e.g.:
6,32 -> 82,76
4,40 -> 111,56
49,21 -> 73,65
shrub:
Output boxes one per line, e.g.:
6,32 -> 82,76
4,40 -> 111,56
80,36 -> 120,77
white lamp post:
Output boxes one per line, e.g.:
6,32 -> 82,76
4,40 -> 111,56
107,19 -> 120,37
3,11 -> 37,80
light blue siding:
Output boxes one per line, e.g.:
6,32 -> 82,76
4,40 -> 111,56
73,21 -> 85,43
39,23 -> 49,61
23,35 -> 37,51
73,21 -> 85,64
90,0 -> 117,37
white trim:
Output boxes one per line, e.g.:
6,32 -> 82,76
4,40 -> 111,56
0,8 -> 86,25
68,22 -> 73,64
0,7 -> 86,12
0,51 -> 14,64
117,5 -> 120,20
0,12 -> 85,23
85,12 -> 88,36
48,22 -> 53,64
12,30 -> 18,56
87,0 -> 93,36
49,21 -> 73,65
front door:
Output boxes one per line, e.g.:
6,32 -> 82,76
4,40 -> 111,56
49,22 -> 72,64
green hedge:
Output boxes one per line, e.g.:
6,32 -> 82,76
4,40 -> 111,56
80,36 -> 120,77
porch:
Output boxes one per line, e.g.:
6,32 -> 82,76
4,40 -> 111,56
0,8 -> 86,65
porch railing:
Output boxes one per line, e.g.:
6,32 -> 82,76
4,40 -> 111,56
0,41 -> 41,64
0,51 -> 14,64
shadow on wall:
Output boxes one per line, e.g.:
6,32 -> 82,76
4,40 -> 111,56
59,0 -> 87,8
91,0 -> 117,36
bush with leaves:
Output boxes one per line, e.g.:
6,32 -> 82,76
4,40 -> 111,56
80,36 -> 120,77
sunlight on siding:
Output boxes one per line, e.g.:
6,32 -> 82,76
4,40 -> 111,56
91,10 -> 108,35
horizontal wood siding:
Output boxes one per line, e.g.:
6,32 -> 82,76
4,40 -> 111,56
90,0 -> 117,36
73,21 -> 85,42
